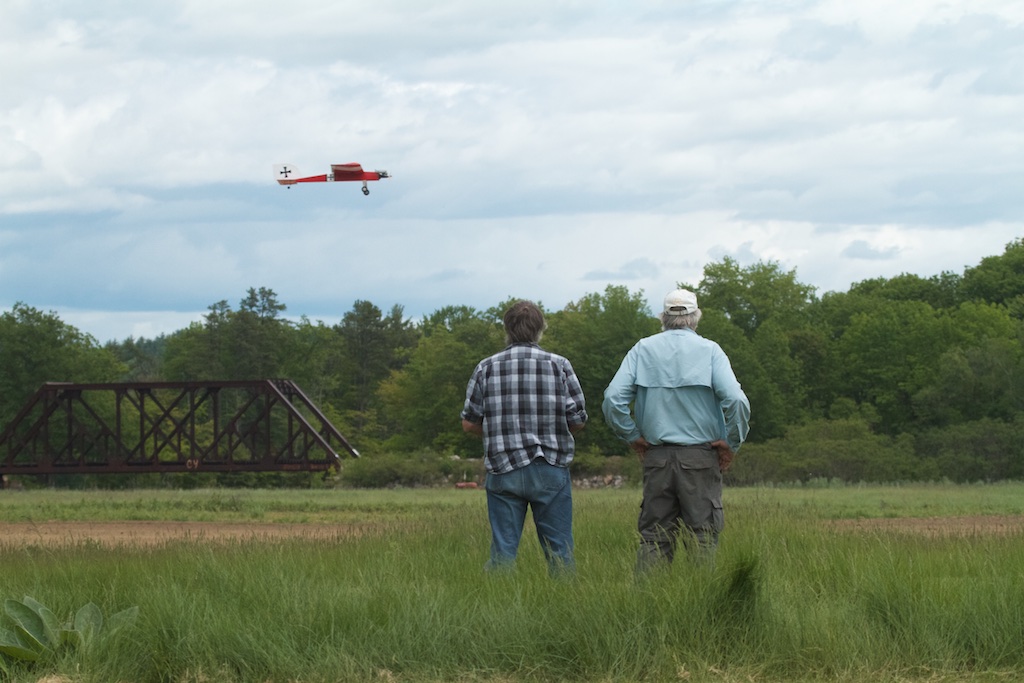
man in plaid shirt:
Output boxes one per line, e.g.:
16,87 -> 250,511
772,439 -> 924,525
461,300 -> 588,575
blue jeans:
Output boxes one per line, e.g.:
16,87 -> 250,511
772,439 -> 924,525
485,457 -> 575,575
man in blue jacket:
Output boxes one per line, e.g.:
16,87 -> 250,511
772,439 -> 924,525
603,289 -> 749,572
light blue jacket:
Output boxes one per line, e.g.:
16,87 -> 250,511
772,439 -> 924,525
602,329 -> 750,452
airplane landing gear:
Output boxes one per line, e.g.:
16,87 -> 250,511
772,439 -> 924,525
361,183 -> 370,195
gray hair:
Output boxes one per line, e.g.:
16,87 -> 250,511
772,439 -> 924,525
661,308 -> 701,331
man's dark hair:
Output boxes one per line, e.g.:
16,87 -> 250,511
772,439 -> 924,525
503,300 -> 547,344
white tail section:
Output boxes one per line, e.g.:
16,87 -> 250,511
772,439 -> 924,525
273,163 -> 299,185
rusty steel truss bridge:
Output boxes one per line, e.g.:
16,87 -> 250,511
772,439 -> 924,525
0,380 -> 358,476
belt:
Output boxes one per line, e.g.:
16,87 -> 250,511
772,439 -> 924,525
649,442 -> 710,449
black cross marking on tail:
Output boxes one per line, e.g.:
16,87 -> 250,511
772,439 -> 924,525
279,167 -> 293,178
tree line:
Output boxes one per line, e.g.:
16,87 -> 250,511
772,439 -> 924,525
3,239 -> 1024,485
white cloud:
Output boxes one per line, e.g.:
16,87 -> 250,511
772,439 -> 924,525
1,0 -> 1022,342
59,308 -> 207,343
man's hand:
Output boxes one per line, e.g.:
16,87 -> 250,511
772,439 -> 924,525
710,439 -> 735,472
630,437 -> 650,462
461,419 -> 483,437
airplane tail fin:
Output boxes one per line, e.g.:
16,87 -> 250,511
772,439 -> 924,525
273,163 -> 299,185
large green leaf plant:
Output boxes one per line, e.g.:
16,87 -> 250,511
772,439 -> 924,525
0,596 -> 138,668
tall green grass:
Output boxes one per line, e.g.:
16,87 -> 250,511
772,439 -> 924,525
1,484 -> 1023,682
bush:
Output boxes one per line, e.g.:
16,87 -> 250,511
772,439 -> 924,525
914,416 -> 1024,482
338,449 -> 642,489
338,452 -> 484,488
571,448 -> 639,482
733,417 -> 923,484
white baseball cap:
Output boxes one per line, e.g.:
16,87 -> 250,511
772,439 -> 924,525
663,289 -> 699,315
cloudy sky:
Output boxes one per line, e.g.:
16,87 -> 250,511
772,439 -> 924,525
2,1 -> 1023,343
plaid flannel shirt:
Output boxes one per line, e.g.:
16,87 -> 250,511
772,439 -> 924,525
461,343 -> 588,474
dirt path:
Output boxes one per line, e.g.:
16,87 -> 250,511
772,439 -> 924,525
0,521 -> 366,547
2,515 -> 1023,549
829,514 -> 1024,537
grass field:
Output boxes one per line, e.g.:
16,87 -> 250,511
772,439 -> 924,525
1,482 -> 1024,682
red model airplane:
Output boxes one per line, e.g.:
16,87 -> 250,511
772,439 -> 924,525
273,163 -> 390,195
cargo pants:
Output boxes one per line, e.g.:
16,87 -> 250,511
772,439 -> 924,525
636,443 -> 724,573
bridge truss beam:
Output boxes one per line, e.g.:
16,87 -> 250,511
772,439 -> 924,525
0,380 -> 358,475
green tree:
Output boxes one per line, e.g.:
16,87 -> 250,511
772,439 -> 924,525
328,301 -> 418,442
961,237 -> 1024,309
695,308 -> 783,441
835,299 -> 952,433
543,286 -> 661,454
849,272 -> 961,309
161,302 -> 230,380
914,417 -> 1024,482
734,417 -> 922,484
240,286 -> 286,319
286,317 -> 344,406
786,325 -> 835,416
810,289 -> 873,341
804,289 -> 888,417
694,257 -> 817,338
913,303 -> 1024,427
228,287 -> 295,379
335,301 -> 417,410
834,298 -> 1021,434
750,318 -> 807,430
105,335 -> 168,381
421,304 -> 502,345
689,259 -> 821,439
0,303 -> 125,428
161,289 -> 295,381
376,306 -> 502,454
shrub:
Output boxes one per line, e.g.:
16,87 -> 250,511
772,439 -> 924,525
338,452 -> 484,488
0,596 -> 138,669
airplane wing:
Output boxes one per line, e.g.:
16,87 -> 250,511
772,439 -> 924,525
331,163 -> 379,181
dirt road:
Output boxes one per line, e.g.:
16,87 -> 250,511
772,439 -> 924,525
0,521 -> 365,547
